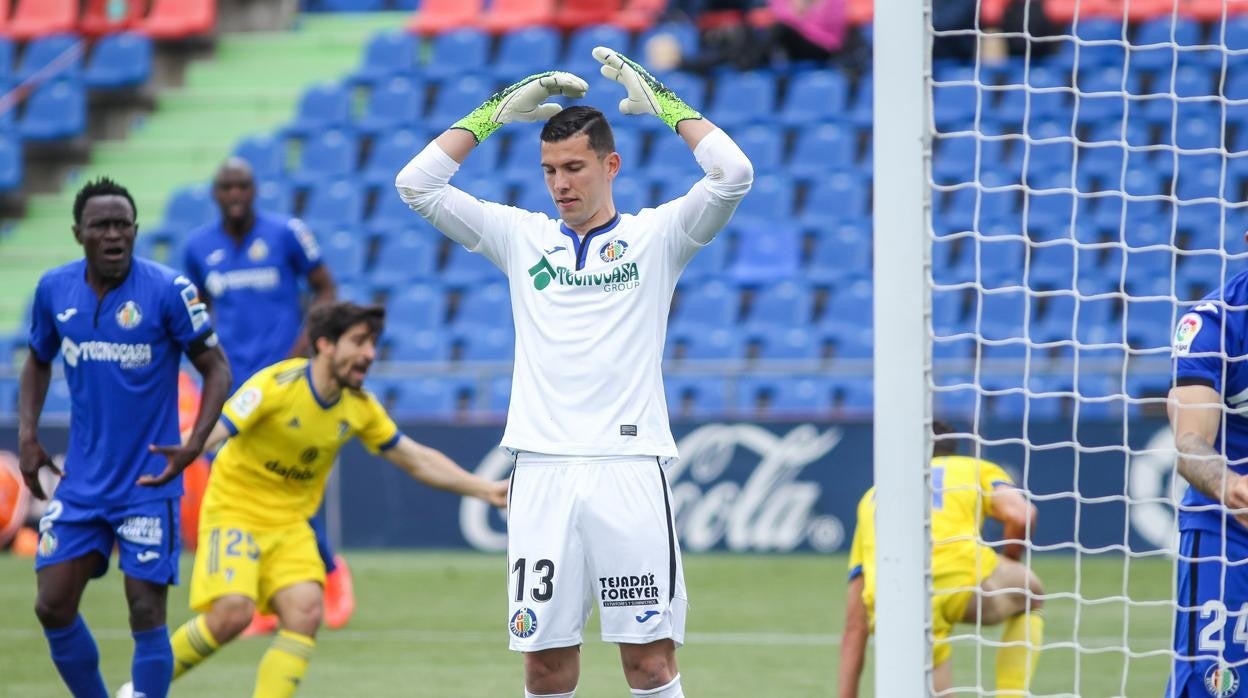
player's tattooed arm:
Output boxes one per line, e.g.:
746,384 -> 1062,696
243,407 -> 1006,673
1168,383 -> 1248,523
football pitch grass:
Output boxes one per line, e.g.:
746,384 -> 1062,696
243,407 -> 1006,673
0,552 -> 1176,696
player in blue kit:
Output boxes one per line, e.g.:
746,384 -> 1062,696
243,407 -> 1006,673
1168,272 -> 1248,698
18,177 -> 232,698
181,158 -> 347,633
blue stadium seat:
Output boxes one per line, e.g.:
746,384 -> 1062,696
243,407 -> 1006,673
733,125 -> 783,173
678,236 -> 729,282
735,375 -> 830,415
1056,19 -> 1126,70
18,79 -> 84,141
487,375 -> 511,416
1124,297 -> 1174,349
670,280 -> 739,330
456,177 -> 507,204
513,180 -> 555,216
932,68 -> 980,132
564,24 -> 633,77
706,71 -> 776,128
494,27 -> 560,79
1178,252 -> 1231,292
0,39 -> 14,81
611,175 -> 647,214
84,32 -> 151,89
389,332 -> 454,367
1028,243 -> 1076,289
791,122 -> 856,178
286,82 -> 351,137
292,130 -> 358,188
355,76 -> 423,136
0,378 -> 16,419
779,69 -> 849,125
656,72 -> 706,118
744,280 -> 813,332
362,128 -> 425,188
932,132 -> 977,185
320,231 -> 367,282
0,134 -> 22,192
301,179 -> 365,229
352,30 -> 417,85
369,186 -> 420,230
430,74 -> 496,126
807,221 -> 870,283
391,377 -> 460,418
1174,154 -> 1225,201
458,326 -> 514,362
371,229 -> 438,284
17,34 -> 81,81
454,282 -> 511,332
318,0 -> 386,10
385,282 -> 446,332
974,289 -> 1027,341
456,135 -> 502,180
1219,16 -> 1248,52
256,179 -> 295,216
801,172 -> 867,225
849,75 -> 873,127
665,376 -> 728,418
234,134 -> 285,181
668,327 -> 746,361
442,244 -> 504,286
822,278 -> 872,335
162,185 -> 215,233
43,379 -> 72,416
425,29 -> 490,80
729,225 -> 801,283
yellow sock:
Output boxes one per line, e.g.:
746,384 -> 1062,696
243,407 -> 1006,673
170,615 -> 220,679
253,629 -> 315,698
996,611 -> 1044,694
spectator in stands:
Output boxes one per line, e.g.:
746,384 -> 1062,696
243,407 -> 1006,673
764,0 -> 846,64
181,159 -> 346,636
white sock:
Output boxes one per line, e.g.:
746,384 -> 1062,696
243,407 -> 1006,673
524,689 -> 575,698
631,674 -> 683,698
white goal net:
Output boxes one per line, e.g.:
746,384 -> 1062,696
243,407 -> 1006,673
877,0 -> 1248,695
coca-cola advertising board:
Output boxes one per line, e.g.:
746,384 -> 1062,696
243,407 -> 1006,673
0,419 -> 1190,553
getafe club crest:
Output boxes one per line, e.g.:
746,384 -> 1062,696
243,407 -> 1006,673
115,301 -> 143,330
509,608 -> 538,638
1205,664 -> 1240,697
599,239 -> 628,263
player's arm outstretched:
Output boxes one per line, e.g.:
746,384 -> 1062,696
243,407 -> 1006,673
381,436 -> 508,507
592,45 -> 753,244
838,574 -> 869,698
1169,383 -> 1248,523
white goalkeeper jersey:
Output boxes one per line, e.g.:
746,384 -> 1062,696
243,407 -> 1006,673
396,128 -> 752,457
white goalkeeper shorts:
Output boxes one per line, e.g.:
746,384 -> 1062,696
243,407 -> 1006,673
505,453 -> 688,652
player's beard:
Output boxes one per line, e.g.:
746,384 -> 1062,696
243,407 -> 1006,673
334,356 -> 368,391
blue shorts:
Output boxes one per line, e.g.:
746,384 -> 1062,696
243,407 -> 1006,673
1168,529 -> 1248,698
34,496 -> 180,586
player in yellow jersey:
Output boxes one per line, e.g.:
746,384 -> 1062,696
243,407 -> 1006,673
838,421 -> 1045,697
126,302 -> 508,698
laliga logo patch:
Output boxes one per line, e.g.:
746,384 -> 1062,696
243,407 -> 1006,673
1173,313 -> 1202,356
1206,664 -> 1240,697
599,239 -> 628,263
509,608 -> 538,639
115,301 -> 143,330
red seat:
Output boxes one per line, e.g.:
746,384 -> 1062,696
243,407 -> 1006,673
0,0 -> 12,37
845,0 -> 872,26
138,0 -> 216,39
1043,0 -> 1121,24
1178,0 -> 1248,20
80,0 -> 146,38
406,0 -> 481,35
479,0 -> 555,34
554,0 -> 619,30
611,0 -> 666,32
8,0 -> 76,41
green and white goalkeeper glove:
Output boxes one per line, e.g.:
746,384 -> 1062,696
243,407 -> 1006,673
592,46 -> 703,131
452,71 -> 590,143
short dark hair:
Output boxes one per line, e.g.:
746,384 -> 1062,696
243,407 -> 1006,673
306,302 -> 386,354
73,177 -> 137,225
540,106 -> 615,157
932,420 -> 960,458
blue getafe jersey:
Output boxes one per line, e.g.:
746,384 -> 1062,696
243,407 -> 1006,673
182,213 -> 322,390
1173,269 -> 1248,546
28,257 -> 215,506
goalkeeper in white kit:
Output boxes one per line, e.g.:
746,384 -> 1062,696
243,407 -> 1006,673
395,48 -> 752,697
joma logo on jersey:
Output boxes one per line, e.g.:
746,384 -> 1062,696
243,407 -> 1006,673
61,338 -> 153,369
526,256 -> 640,293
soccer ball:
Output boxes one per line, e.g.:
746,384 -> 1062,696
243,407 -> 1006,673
114,681 -> 135,698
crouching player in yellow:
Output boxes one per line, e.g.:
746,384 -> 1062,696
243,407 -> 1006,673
839,421 -> 1045,697
144,302 -> 507,697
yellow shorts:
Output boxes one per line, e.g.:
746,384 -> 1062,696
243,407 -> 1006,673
188,517 -> 325,615
930,545 -> 1000,666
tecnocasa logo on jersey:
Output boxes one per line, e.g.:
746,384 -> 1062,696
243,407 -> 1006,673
526,256 -> 640,293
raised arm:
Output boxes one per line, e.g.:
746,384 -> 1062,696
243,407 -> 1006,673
395,72 -> 588,251
381,435 -> 508,507
838,575 -> 869,698
1168,383 -> 1248,524
593,46 -> 754,244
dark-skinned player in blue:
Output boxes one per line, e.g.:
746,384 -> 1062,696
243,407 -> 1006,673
19,177 -> 232,698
